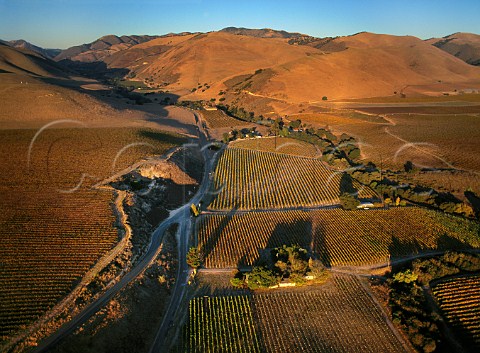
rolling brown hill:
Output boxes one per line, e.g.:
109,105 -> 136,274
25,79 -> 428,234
6,29 -> 480,115
256,32 -> 480,102
0,43 -> 197,135
426,32 -> 480,66
102,33 -> 197,71
127,31 -> 320,93
109,30 -> 480,103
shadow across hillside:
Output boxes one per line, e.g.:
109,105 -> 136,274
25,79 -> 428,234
465,191 -> 480,219
38,74 -> 201,135
340,173 -> 358,195
388,235 -> 422,259
57,59 -> 129,79
436,233 -> 475,252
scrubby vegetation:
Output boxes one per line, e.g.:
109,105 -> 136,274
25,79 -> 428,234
383,252 -> 480,353
350,164 -> 476,218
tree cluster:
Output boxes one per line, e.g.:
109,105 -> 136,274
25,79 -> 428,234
217,104 -> 257,123
231,245 -> 328,289
222,127 -> 258,143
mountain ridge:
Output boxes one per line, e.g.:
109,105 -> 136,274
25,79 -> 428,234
426,32 -> 480,66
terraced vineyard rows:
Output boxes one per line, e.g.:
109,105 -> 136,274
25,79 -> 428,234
201,110 -> 249,128
208,147 -> 376,210
229,137 -> 319,158
432,274 -> 480,349
185,295 -> 261,353
197,207 -> 480,268
184,274 -> 408,353
0,127 -> 185,341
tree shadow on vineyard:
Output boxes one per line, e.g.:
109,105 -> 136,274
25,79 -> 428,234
465,190 -> 480,219
436,233 -> 473,251
236,254 -> 251,269
312,219 -> 332,267
259,219 -> 313,266
340,173 -> 358,195
447,319 -> 480,353
388,235 -> 422,259
388,233 -> 474,261
199,203 -> 240,266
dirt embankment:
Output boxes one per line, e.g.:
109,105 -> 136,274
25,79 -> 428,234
114,146 -> 204,256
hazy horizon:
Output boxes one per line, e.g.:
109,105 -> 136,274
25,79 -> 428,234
1,0 -> 480,49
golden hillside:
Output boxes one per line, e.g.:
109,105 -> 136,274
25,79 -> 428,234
107,31 -> 480,102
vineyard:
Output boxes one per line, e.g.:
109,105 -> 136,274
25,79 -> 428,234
184,274 -> 408,353
432,274 -> 480,349
229,137 -> 319,158
208,147 -> 377,210
184,295 -> 261,353
196,207 -> 480,268
200,110 -> 249,128
0,127 -> 185,340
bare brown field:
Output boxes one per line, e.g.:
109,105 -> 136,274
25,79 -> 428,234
0,73 -> 198,137
291,112 -> 388,127
0,127 -> 185,341
337,93 -> 480,104
388,114 -> 480,172
354,105 -> 480,115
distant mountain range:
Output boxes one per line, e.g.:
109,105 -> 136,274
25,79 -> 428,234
54,34 -> 160,62
6,39 -> 61,59
4,28 -> 480,67
1,28 -> 479,103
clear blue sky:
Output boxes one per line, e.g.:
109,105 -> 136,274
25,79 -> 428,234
1,0 -> 479,49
